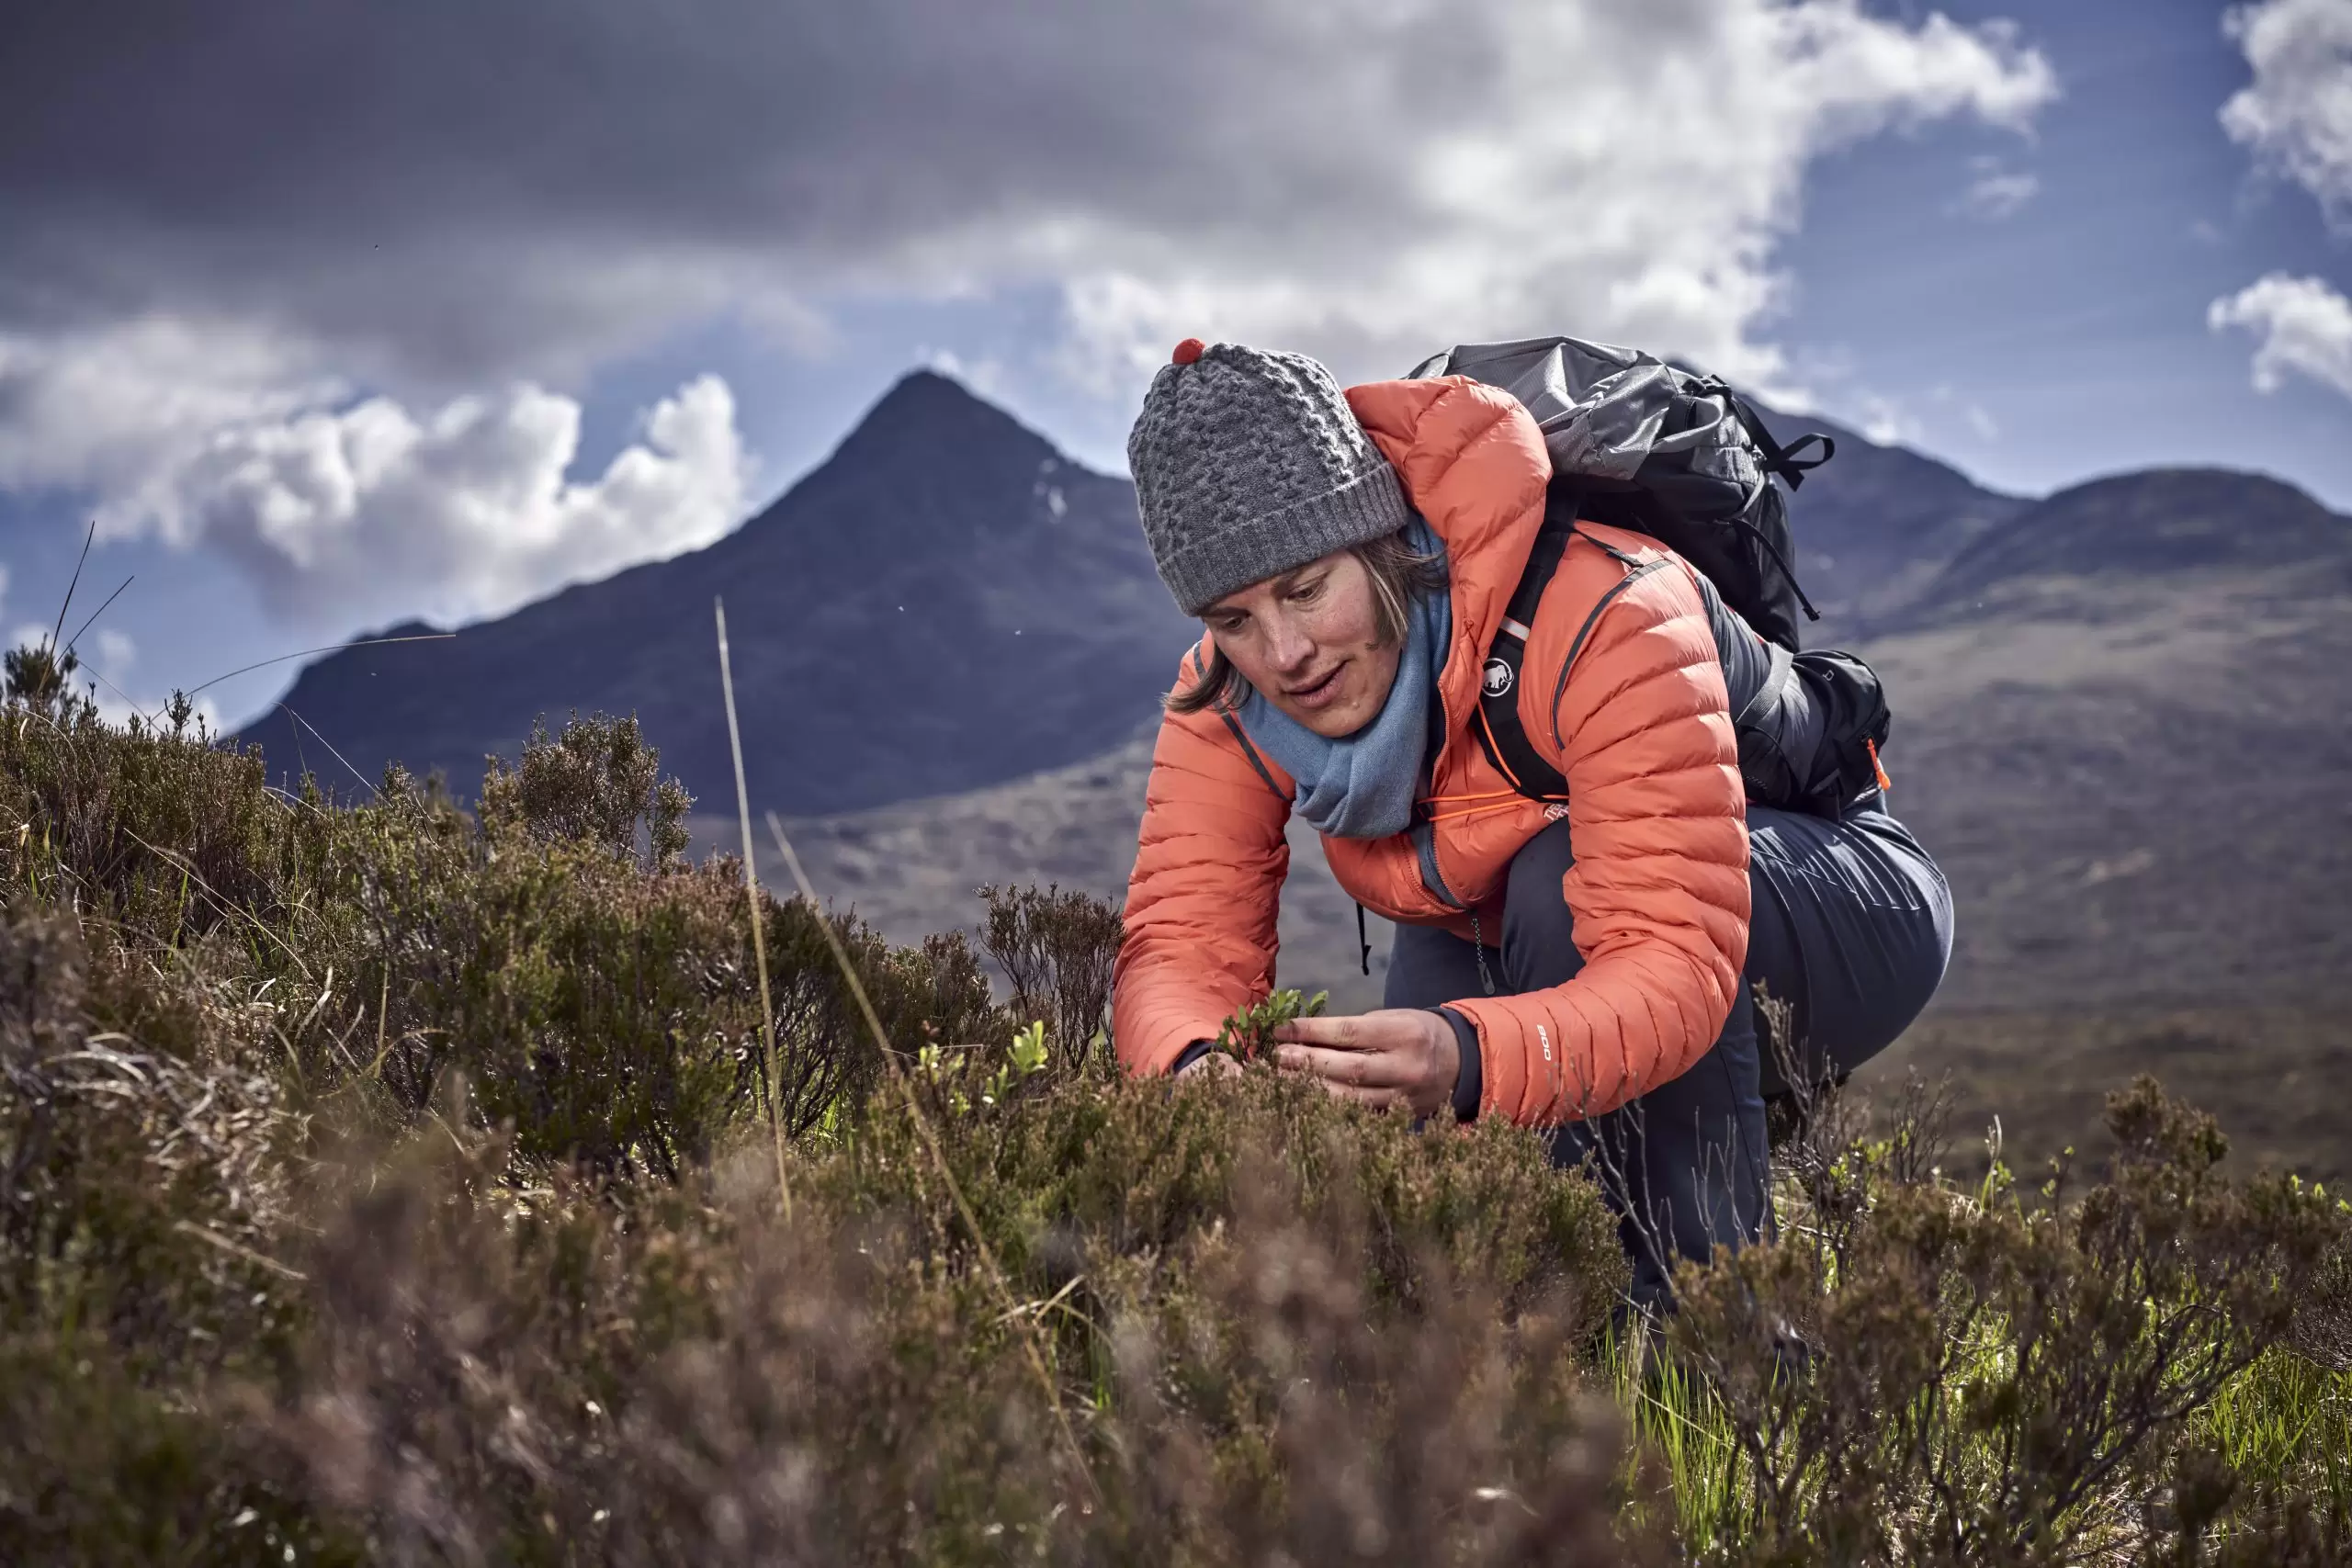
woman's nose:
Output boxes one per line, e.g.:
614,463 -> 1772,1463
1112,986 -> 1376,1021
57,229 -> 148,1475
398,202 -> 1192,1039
1265,616 -> 1315,672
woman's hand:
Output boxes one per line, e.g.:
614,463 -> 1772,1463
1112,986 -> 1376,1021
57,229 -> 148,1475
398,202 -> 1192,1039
1272,1009 -> 1460,1118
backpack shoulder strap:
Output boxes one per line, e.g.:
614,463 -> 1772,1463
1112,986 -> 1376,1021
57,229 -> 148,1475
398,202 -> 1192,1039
1474,500 -> 1579,802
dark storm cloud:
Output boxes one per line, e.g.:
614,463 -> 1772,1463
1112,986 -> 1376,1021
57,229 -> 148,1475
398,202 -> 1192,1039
4,1 -> 2052,383
2,0 -> 1448,377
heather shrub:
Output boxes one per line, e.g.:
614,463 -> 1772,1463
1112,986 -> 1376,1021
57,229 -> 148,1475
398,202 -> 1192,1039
368,841 -> 763,1177
0,696 -> 2344,1564
816,1064 -> 1627,1331
1657,1075 -> 2345,1564
270,1079 -> 1657,1566
0,904 -> 339,1564
478,713 -> 691,866
355,818 -> 997,1175
0,696 -> 322,951
0,908 -> 303,1378
978,881 -> 1124,1068
3,641 -> 81,715
2290,1223 -> 2352,1373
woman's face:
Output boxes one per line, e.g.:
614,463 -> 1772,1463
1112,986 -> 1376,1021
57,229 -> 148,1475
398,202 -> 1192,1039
1201,548 -> 1402,739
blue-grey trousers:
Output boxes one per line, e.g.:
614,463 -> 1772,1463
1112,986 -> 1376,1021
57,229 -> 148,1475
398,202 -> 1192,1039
1384,794 -> 1952,1309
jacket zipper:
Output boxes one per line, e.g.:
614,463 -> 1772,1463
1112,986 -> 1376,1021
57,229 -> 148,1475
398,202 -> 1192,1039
1550,558 -> 1668,751
1412,542 -> 1667,911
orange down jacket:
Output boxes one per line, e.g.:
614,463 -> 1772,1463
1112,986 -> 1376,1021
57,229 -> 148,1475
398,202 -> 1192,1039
1112,375 -> 1752,1125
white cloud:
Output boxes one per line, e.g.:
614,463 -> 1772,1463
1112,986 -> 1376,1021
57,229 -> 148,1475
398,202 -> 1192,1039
2210,272 -> 2352,399
1853,392 -> 1926,447
0,317 -> 338,533
1025,3 -> 2055,400
93,628 -> 136,675
179,374 -> 750,628
0,316 -> 749,626
0,320 -> 749,627
1955,162 -> 2041,220
2222,0 -> 2352,226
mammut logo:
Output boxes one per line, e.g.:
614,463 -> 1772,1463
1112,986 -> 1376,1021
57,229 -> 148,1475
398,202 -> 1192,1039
1481,657 -> 1514,697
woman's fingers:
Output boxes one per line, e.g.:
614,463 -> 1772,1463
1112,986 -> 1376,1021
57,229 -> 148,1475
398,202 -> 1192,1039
1271,1014 -> 1366,1047
1273,1041 -> 1415,1087
1270,1008 -> 1457,1118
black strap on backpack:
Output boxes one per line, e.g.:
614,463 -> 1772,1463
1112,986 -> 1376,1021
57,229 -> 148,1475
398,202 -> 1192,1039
1471,491 -> 1579,802
1706,379 -> 1837,491
1696,379 -> 1832,628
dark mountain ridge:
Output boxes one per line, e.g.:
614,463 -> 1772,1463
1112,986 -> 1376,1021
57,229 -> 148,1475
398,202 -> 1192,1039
1916,466 -> 2352,616
240,371 -> 1197,814
1750,409 -> 2029,633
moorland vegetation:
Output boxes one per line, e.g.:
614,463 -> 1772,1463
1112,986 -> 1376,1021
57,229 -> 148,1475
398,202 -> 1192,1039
0,652 -> 2345,1564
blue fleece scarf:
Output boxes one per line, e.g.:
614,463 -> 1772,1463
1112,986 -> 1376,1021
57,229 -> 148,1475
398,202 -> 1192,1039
1236,517 -> 1452,840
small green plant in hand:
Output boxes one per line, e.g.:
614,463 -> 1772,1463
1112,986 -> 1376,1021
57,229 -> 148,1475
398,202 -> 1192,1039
1215,987 -> 1328,1063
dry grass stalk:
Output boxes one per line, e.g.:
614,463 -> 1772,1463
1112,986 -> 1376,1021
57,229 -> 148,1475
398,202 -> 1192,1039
763,807 -> 1097,1502
715,598 -> 791,1220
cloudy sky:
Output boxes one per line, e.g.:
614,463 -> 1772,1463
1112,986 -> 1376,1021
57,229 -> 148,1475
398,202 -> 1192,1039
1,0 -> 2346,729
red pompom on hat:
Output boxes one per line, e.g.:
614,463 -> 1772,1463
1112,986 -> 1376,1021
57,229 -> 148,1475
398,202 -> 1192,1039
1170,337 -> 1205,366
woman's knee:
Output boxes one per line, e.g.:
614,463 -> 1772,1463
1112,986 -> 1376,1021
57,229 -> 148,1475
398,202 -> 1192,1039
1748,812 -> 1952,1089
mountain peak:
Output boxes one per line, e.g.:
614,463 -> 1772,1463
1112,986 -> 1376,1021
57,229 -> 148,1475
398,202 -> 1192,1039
831,367 -> 1058,473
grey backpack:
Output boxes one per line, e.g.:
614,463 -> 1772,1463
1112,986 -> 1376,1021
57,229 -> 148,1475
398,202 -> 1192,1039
1409,334 -> 1892,818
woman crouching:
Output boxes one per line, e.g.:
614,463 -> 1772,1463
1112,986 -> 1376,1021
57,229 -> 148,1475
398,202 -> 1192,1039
1113,340 -> 1952,1313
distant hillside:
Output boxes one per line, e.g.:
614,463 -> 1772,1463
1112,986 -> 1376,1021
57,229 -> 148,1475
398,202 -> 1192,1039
1750,408 -> 2029,635
1911,466 -> 2352,619
238,372 -> 1197,815
1851,467 -> 2352,1009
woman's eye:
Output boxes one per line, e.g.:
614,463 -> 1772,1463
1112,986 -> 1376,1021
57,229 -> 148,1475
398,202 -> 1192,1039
1289,581 -> 1323,604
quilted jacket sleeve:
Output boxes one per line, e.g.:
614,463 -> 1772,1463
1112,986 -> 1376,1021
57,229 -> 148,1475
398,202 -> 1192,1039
1445,558 -> 1751,1123
1112,647 -> 1296,1077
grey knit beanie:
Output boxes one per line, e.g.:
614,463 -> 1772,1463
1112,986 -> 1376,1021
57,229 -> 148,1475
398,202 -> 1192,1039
1126,340 -> 1413,615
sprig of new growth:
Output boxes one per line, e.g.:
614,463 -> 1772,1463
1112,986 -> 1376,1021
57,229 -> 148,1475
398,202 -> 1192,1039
1215,987 -> 1328,1063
